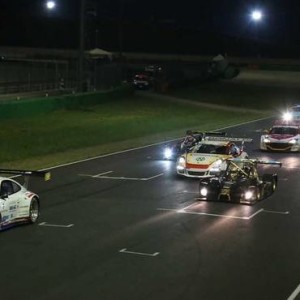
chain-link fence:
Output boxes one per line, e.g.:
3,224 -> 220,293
0,48 -> 123,96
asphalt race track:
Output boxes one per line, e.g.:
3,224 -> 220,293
1,116 -> 300,300
2,66 -> 300,300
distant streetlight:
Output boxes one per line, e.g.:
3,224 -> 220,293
251,10 -> 263,22
46,1 -> 56,10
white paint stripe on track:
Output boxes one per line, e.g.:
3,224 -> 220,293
263,209 -> 289,215
157,208 -> 261,220
157,207 -> 289,220
37,117 -> 271,172
79,173 -> 164,181
38,222 -> 74,228
93,171 -> 113,177
119,248 -> 159,257
287,283 -> 300,300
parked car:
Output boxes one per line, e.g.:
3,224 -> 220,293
132,74 -> 151,90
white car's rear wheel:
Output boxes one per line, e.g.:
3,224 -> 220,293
29,197 -> 40,223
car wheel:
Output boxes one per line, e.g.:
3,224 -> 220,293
254,187 -> 261,201
29,197 -> 40,223
270,178 -> 277,193
262,174 -> 277,195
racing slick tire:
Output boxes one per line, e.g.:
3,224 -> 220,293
251,186 -> 261,202
262,174 -> 277,195
28,197 -> 40,224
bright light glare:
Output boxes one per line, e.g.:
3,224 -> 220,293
251,10 -> 262,21
283,112 -> 292,121
164,148 -> 173,159
245,191 -> 253,200
46,1 -> 56,10
200,187 -> 208,197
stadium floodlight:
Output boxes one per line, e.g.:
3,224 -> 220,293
46,1 -> 56,10
251,10 -> 263,21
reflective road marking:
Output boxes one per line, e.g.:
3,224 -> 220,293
79,172 -> 164,181
287,283 -> 300,300
119,248 -> 160,257
157,207 -> 289,220
39,222 -> 74,228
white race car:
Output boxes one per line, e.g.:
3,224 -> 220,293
0,169 -> 50,231
260,120 -> 300,152
176,136 -> 251,178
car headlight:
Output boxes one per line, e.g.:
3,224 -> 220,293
164,147 -> 173,159
282,112 -> 292,121
200,187 -> 208,197
177,157 -> 186,170
210,159 -> 223,172
244,190 -> 254,200
289,139 -> 297,144
263,136 -> 270,143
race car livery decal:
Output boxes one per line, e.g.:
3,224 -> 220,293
186,163 -> 210,169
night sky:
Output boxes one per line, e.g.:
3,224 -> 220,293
0,0 -> 299,58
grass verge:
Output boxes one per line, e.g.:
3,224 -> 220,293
0,93 -> 269,170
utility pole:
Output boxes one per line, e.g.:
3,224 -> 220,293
78,0 -> 86,92
118,0 -> 124,58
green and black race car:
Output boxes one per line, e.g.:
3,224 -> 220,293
198,158 -> 282,205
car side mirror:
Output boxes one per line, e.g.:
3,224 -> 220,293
263,129 -> 269,134
0,191 -> 8,199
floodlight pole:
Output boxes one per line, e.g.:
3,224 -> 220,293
78,0 -> 86,92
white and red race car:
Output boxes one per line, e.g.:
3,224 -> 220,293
0,169 -> 50,231
176,136 -> 251,178
260,120 -> 300,152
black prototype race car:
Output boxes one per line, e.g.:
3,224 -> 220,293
198,158 -> 282,205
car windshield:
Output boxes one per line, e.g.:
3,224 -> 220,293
270,127 -> 298,135
194,144 -> 227,154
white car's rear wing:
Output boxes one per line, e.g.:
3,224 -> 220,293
0,169 -> 51,188
204,136 -> 253,142
0,169 -> 51,180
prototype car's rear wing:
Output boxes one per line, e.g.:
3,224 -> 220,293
202,132 -> 227,139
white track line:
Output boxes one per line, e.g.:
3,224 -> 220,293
79,173 -> 164,181
157,208 -> 264,220
156,208 -> 289,220
38,222 -> 74,228
119,248 -> 159,257
287,283 -> 300,300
